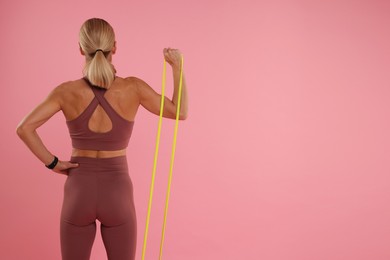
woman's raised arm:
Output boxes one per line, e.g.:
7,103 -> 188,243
136,48 -> 188,120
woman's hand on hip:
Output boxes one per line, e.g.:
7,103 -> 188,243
52,160 -> 79,175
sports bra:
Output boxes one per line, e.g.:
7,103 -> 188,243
66,78 -> 134,151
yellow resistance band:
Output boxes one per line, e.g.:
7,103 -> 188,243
141,55 -> 184,260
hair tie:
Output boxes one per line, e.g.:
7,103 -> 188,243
94,49 -> 104,55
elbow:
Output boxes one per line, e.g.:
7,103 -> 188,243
16,125 -> 25,138
178,105 -> 188,120
179,111 -> 188,120
16,123 -> 29,139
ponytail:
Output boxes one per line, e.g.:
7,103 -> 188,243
79,18 -> 116,89
84,49 -> 116,88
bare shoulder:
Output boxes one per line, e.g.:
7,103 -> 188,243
49,79 -> 88,103
123,76 -> 149,89
120,76 -> 150,96
52,79 -> 84,93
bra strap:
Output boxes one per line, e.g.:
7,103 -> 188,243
88,84 -> 119,119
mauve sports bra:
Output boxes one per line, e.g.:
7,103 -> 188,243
66,79 -> 134,151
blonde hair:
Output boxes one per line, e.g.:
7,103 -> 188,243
79,18 -> 116,89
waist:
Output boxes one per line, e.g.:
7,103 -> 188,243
69,155 -> 128,174
72,148 -> 127,158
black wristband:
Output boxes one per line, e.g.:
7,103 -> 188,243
45,156 -> 58,169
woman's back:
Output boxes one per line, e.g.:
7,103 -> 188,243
59,77 -> 140,133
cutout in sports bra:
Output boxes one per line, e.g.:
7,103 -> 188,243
66,79 -> 134,151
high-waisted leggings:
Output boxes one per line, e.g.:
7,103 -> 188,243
60,156 -> 137,260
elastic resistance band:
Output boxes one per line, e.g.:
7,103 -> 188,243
159,55 -> 184,260
141,55 -> 184,260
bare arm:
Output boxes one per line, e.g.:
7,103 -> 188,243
16,86 -> 78,175
136,48 -> 188,120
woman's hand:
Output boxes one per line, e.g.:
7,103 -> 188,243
163,48 -> 182,68
52,160 -> 79,175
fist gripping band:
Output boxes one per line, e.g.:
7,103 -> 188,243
141,55 -> 184,260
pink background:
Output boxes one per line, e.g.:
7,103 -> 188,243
1,0 -> 390,259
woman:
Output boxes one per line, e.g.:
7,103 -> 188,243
16,18 -> 188,260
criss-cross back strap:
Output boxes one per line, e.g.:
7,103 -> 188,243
85,81 -> 119,121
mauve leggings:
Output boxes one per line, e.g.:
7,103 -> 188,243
60,156 -> 137,260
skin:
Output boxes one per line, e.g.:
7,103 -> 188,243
16,46 -> 188,175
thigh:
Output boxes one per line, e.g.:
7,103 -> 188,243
60,167 -> 99,260
60,220 -> 97,260
100,219 -> 137,260
98,173 -> 137,260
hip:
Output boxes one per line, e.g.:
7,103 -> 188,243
68,155 -> 129,175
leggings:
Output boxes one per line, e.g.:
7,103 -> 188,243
60,156 -> 137,260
